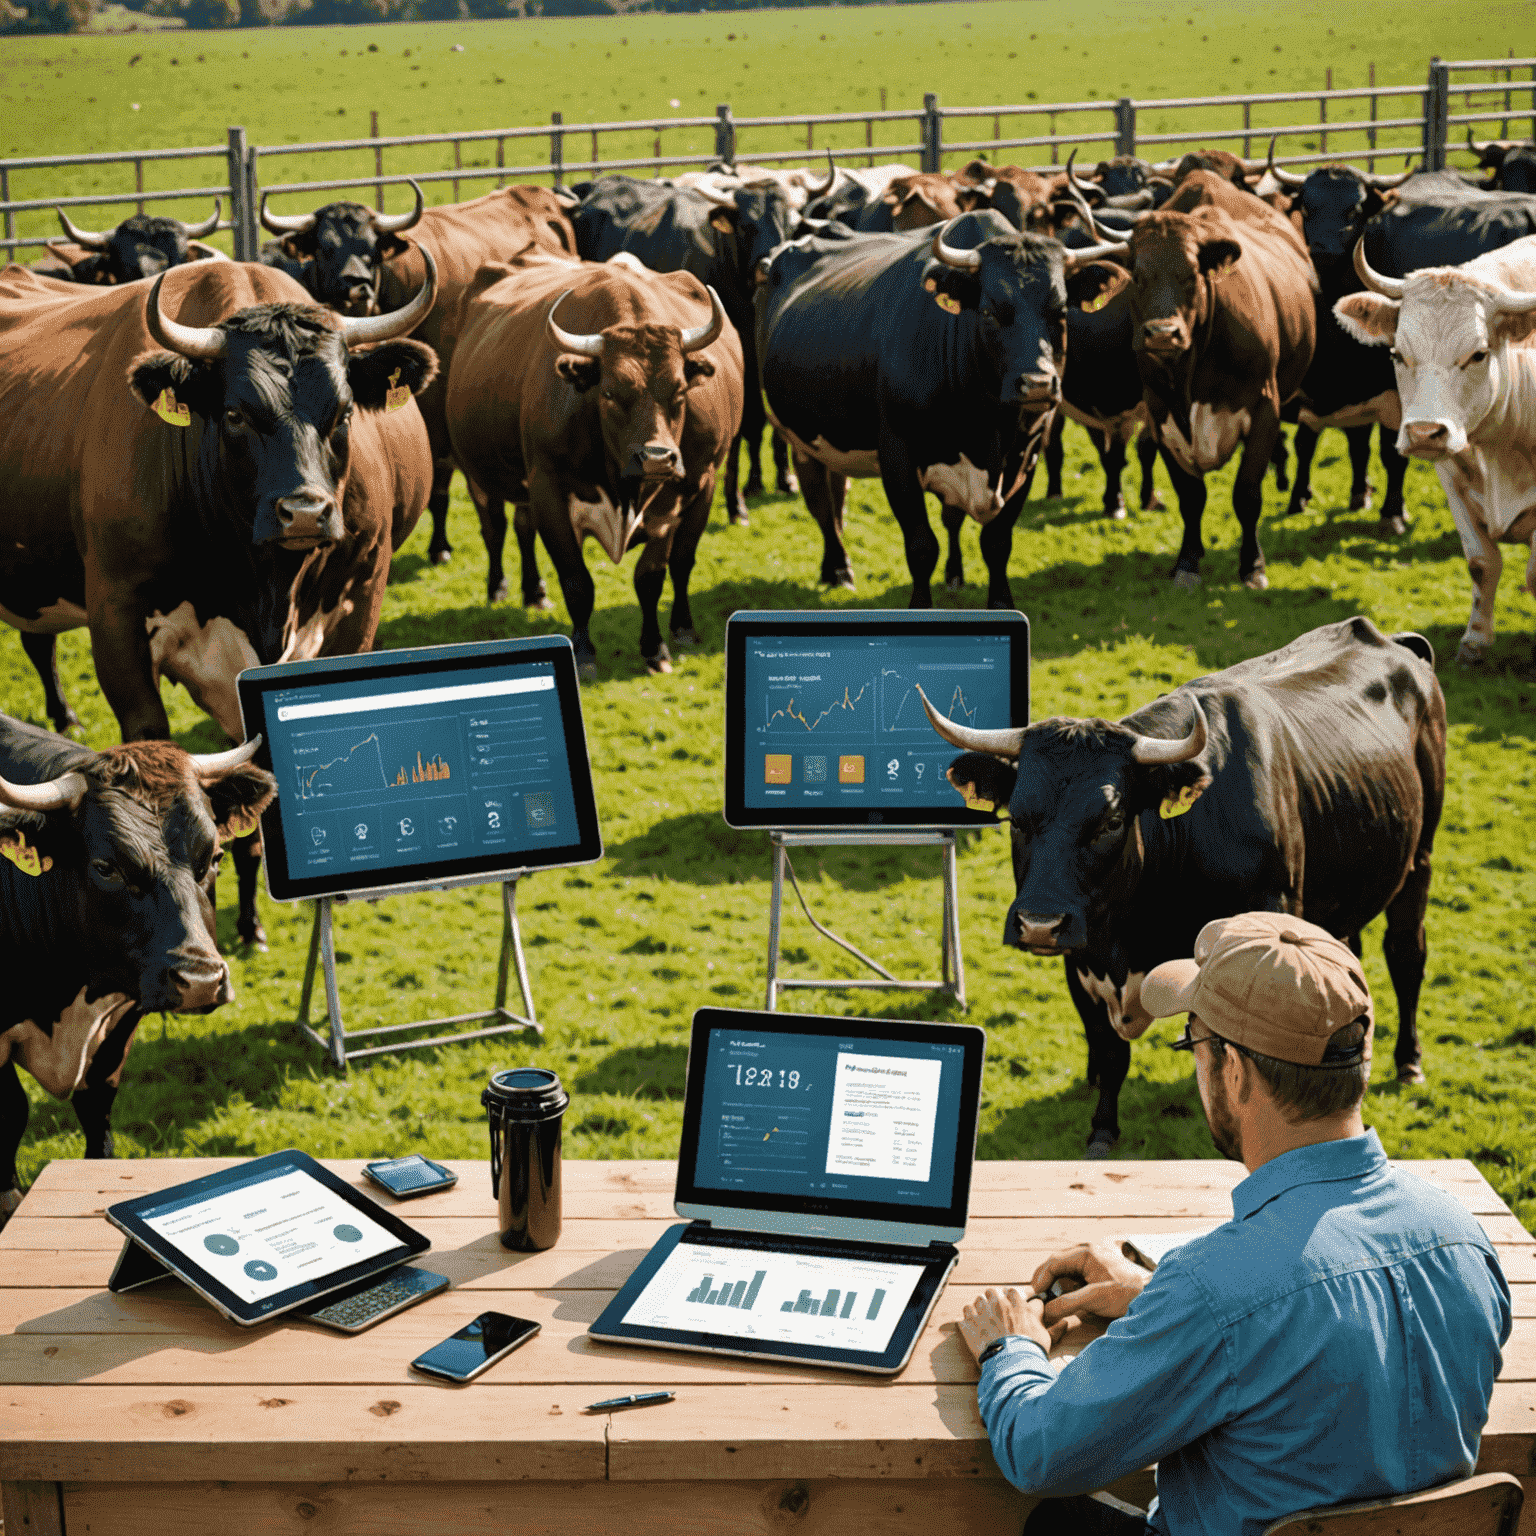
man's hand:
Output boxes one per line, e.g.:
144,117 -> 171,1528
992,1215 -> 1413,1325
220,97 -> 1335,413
1032,1242 -> 1150,1327
959,1286 -> 1071,1362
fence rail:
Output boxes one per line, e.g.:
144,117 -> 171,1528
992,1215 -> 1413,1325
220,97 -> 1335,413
2,53 -> 1531,265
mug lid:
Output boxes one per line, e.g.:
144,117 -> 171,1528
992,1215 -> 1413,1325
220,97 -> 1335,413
482,1066 -> 567,1115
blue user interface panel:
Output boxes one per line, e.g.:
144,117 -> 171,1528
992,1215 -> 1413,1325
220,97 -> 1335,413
739,631 -> 1013,813
262,659 -> 579,882
691,1025 -> 969,1211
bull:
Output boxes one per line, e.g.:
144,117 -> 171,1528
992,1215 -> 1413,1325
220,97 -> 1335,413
756,211 -> 1129,603
951,160 -> 1060,234
921,616 -> 1445,1152
45,203 -> 224,286
0,258 -> 436,945
1336,236 -> 1536,664
446,254 -> 743,675
1466,131 -> 1536,195
0,720 -> 275,1226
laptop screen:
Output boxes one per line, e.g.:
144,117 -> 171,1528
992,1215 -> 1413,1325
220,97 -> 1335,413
676,1008 -> 986,1237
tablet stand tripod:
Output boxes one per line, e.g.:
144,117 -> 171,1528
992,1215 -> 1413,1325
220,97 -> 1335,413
764,830 -> 966,1011
297,875 -> 541,1070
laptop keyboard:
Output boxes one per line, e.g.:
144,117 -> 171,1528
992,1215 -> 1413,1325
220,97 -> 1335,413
300,1266 -> 447,1330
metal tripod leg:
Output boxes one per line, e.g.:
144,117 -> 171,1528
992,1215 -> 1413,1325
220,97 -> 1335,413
765,839 -> 787,1010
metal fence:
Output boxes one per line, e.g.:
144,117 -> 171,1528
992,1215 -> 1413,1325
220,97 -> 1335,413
4,54 -> 1534,267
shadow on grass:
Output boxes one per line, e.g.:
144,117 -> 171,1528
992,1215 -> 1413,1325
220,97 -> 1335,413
575,1042 -> 688,1100
979,1072 -> 1214,1161
375,603 -> 565,652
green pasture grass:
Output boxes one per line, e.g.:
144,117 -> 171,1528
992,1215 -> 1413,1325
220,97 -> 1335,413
7,426 -> 1535,1223
2,0 -> 1531,251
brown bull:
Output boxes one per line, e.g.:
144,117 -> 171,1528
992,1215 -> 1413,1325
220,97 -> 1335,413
0,259 -> 434,943
951,159 -> 1060,231
1116,170 -> 1316,588
447,254 -> 744,675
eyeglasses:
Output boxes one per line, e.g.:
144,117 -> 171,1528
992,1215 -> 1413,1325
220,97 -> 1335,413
1169,1025 -> 1246,1059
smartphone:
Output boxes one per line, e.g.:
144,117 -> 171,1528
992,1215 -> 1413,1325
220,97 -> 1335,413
409,1312 -> 540,1383
364,1155 -> 458,1199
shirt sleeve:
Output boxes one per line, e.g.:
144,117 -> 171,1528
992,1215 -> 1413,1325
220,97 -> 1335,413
976,1257 -> 1234,1498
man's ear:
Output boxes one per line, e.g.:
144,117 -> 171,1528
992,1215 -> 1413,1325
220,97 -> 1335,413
555,354 -> 602,392
202,764 -> 277,843
945,752 -> 1018,812
125,352 -> 219,418
1066,260 -> 1131,312
1198,238 -> 1242,274
0,811 -> 65,878
708,208 -> 738,235
1333,292 -> 1400,345
683,356 -> 715,385
347,338 -> 439,409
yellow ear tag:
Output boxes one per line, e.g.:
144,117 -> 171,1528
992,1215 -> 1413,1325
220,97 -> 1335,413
1,831 -> 51,877
1159,784 -> 1203,820
936,292 -> 961,315
385,368 -> 411,412
153,387 -> 190,427
1082,292 -> 1111,313
224,806 -> 262,839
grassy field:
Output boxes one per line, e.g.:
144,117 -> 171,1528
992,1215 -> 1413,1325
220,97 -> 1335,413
2,5 -> 1535,1226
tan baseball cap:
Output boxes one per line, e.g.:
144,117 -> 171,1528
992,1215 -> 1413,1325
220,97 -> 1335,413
1140,912 -> 1373,1066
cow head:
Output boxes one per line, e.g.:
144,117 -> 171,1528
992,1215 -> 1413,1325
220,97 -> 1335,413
0,738 -> 276,1012
48,204 -> 223,285
1264,144 -> 1412,270
688,181 -> 798,293
547,282 -> 725,489
1094,156 -> 1156,199
1334,242 -> 1536,458
918,689 -> 1210,954
1467,132 -> 1536,194
127,254 -> 439,548
921,212 -> 1129,408
1123,205 -> 1244,357
882,173 -> 963,231
258,181 -> 425,317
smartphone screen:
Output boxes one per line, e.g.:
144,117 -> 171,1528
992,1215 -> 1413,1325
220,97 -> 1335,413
410,1312 -> 540,1382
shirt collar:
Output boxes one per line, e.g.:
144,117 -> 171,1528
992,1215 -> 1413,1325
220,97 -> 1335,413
1231,1129 -> 1388,1222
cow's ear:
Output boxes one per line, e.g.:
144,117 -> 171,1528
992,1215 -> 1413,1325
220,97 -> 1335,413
920,262 -> 977,312
0,812 -> 64,879
945,752 -> 1017,813
1066,261 -> 1130,311
1133,760 -> 1212,820
709,208 -> 738,235
377,232 -> 412,261
203,764 -> 277,844
347,339 -> 438,410
683,356 -> 715,385
1491,306 -> 1536,347
1333,292 -> 1399,345
281,230 -> 320,258
1198,238 -> 1242,274
126,352 -> 219,419
555,355 -> 602,392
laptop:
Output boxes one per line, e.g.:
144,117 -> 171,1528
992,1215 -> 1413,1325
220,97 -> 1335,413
589,1006 -> 986,1375
105,1149 -> 439,1329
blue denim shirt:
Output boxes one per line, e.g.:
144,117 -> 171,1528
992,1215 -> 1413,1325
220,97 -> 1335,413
977,1132 -> 1512,1536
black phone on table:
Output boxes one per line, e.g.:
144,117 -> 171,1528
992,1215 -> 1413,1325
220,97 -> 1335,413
364,1155 -> 458,1199
409,1312 -> 540,1383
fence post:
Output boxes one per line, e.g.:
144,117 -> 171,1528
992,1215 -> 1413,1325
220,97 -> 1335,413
922,92 -> 941,174
1320,68 -> 1330,157
1425,56 -> 1449,171
244,145 -> 260,260
1368,61 -> 1377,169
1242,99 -> 1251,158
714,103 -> 735,166
135,158 -> 144,218
1114,96 -> 1136,159
371,110 -> 384,211
225,126 -> 248,260
550,111 -> 564,189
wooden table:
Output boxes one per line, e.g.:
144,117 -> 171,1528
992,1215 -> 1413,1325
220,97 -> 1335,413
2,1158 -> 1533,1536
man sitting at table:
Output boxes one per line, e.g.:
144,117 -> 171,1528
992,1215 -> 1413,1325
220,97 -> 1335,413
957,912 -> 1512,1536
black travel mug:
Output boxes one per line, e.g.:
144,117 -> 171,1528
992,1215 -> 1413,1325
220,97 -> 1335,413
483,1067 -> 568,1252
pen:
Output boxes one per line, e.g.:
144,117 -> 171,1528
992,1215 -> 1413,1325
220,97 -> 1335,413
585,1391 -> 676,1413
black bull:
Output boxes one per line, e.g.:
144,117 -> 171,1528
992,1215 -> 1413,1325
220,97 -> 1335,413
0,719 -> 275,1211
922,617 -> 1446,1153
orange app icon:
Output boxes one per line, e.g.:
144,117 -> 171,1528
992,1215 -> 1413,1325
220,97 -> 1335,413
838,755 -> 865,784
764,754 -> 793,784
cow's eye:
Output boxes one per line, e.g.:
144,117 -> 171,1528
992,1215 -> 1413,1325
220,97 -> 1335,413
91,859 -> 122,885
1102,810 -> 1125,835
1466,350 -> 1489,367
224,407 -> 243,429
1388,349 -> 1404,364
600,388 -> 616,402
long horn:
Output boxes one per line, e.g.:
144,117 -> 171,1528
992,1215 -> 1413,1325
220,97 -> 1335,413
1488,279 -> 1536,315
177,201 -> 222,240
189,736 -> 262,784
931,219 -> 982,271
1064,235 -> 1133,266
679,284 -> 726,352
146,270 -> 226,360
371,178 -> 425,234
1062,167 -> 1125,248
1365,164 -> 1416,191
259,191 -> 318,238
916,685 -> 1025,757
0,769 -> 87,813
1129,699 -> 1207,764
693,179 -> 737,208
1265,135 -> 1307,190
56,209 -> 111,250
337,247 -> 437,346
546,287 -> 604,357
805,149 -> 837,198
1353,237 -> 1405,299
1467,126 -> 1492,158
1064,147 -> 1099,196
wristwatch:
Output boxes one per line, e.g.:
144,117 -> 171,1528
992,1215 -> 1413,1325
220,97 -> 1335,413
977,1336 -> 1013,1365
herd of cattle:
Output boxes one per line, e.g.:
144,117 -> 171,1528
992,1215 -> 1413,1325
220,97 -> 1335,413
1,124 -> 1533,1205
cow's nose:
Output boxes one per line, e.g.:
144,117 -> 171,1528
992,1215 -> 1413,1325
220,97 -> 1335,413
275,492 -> 342,545
1405,421 -> 1448,446
1016,913 -> 1069,952
1017,371 -> 1060,404
635,444 -> 681,477
170,958 -> 231,1012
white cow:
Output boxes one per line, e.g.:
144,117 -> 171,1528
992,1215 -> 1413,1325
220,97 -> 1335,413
1335,235 -> 1536,663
